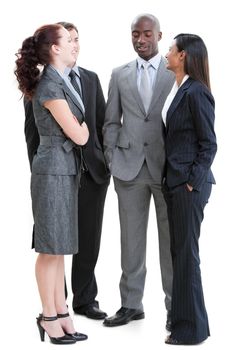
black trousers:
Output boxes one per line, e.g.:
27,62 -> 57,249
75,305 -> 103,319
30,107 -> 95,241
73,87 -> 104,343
165,182 -> 212,343
71,171 -> 109,310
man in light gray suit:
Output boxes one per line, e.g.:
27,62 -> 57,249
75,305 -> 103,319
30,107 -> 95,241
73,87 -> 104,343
103,14 -> 174,328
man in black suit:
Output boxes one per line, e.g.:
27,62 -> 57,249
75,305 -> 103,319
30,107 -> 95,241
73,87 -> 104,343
24,22 -> 110,320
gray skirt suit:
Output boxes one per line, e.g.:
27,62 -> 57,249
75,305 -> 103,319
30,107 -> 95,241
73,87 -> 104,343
31,66 -> 85,255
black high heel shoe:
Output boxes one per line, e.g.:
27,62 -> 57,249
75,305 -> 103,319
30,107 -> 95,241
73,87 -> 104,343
36,314 -> 76,344
57,312 -> 88,341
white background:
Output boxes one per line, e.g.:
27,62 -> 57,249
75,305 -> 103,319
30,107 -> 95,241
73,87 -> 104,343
1,0 -> 236,349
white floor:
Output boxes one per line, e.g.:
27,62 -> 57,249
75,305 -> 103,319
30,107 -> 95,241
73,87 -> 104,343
1,1 -> 236,348
2,182 -> 236,350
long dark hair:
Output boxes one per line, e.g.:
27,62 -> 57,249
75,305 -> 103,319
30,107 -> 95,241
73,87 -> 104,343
174,33 -> 211,90
14,24 -> 63,99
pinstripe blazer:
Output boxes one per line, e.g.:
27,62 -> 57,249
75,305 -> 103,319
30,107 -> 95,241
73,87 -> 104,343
165,77 -> 217,190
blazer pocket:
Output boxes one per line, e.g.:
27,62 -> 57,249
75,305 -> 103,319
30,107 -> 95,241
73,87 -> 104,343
116,138 -> 130,149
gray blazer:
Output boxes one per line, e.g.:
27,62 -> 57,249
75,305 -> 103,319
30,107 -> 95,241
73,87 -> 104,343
103,57 -> 174,182
32,65 -> 84,175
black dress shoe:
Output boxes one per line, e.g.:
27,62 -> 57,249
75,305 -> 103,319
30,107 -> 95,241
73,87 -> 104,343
165,336 -> 182,345
166,311 -> 172,332
103,307 -> 145,327
74,303 -> 107,320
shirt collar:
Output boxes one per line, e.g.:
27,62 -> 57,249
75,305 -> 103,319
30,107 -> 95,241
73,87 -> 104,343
48,64 -> 64,78
64,65 -> 80,77
137,53 -> 161,71
48,64 -> 81,83
172,74 -> 190,93
180,74 -> 189,86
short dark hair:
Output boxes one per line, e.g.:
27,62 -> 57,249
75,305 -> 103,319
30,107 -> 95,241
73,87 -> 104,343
57,22 -> 78,33
131,14 -> 160,32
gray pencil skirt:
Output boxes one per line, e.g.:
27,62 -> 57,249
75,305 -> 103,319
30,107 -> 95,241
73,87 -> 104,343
31,174 -> 79,255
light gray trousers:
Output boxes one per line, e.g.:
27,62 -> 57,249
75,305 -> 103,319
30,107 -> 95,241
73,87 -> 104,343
113,162 -> 173,311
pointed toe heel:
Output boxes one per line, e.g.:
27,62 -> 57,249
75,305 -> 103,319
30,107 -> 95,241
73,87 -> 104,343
68,331 -> 88,341
36,314 -> 76,344
57,312 -> 88,341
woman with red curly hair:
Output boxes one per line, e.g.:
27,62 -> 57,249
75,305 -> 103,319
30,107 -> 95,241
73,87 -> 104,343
15,24 -> 89,344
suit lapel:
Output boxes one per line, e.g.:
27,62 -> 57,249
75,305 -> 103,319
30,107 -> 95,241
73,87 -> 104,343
166,78 -> 193,126
45,65 -> 85,115
44,65 -> 85,115
78,67 -> 88,111
46,66 -> 84,115
126,61 -> 146,115
62,81 -> 85,116
125,57 -> 174,117
147,58 -> 170,116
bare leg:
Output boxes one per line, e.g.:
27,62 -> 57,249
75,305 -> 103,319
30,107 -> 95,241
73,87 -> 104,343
35,253 -> 64,337
55,256 -> 76,334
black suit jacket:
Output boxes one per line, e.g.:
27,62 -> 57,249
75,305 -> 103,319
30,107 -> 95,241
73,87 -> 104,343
24,66 -> 110,184
24,98 -> 39,170
165,78 -> 217,190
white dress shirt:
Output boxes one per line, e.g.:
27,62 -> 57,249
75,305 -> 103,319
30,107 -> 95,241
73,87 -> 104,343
136,53 -> 162,90
162,74 -> 189,126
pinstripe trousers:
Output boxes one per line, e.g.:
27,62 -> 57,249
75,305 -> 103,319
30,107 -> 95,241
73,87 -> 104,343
165,182 -> 212,344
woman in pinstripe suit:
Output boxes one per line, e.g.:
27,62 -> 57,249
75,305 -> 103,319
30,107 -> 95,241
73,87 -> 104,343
162,34 -> 217,345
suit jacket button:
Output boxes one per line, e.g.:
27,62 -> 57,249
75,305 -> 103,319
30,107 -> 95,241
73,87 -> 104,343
144,142 -> 148,146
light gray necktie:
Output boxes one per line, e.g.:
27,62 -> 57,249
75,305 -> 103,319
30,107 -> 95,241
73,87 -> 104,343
139,62 -> 152,113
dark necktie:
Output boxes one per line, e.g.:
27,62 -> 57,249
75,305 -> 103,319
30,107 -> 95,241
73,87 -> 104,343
69,69 -> 85,113
69,69 -> 83,100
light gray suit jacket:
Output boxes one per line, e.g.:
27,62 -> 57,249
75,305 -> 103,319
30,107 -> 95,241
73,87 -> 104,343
103,57 -> 175,182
